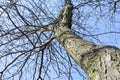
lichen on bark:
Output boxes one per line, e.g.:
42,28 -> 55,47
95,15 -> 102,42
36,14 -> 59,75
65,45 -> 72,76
55,27 -> 120,80
82,46 -> 120,80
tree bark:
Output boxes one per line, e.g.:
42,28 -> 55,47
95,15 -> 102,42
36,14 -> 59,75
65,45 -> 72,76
55,27 -> 120,80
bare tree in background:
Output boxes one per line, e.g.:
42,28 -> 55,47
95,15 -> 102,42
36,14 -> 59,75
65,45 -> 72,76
0,0 -> 120,80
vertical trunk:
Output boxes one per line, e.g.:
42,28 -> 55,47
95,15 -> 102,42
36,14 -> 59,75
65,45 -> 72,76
55,27 -> 120,80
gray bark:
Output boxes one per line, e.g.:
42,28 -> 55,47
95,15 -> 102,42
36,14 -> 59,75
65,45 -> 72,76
55,27 -> 120,80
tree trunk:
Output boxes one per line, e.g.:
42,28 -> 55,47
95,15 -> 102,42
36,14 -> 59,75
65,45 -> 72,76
53,1 -> 120,80
55,27 -> 120,80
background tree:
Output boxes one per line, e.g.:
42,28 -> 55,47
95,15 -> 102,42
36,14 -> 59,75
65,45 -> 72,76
0,0 -> 120,80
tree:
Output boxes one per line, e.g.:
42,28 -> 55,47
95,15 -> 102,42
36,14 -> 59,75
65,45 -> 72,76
0,0 -> 120,80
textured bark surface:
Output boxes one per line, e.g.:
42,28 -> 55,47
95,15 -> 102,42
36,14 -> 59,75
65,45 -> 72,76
82,46 -> 120,80
55,27 -> 120,80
